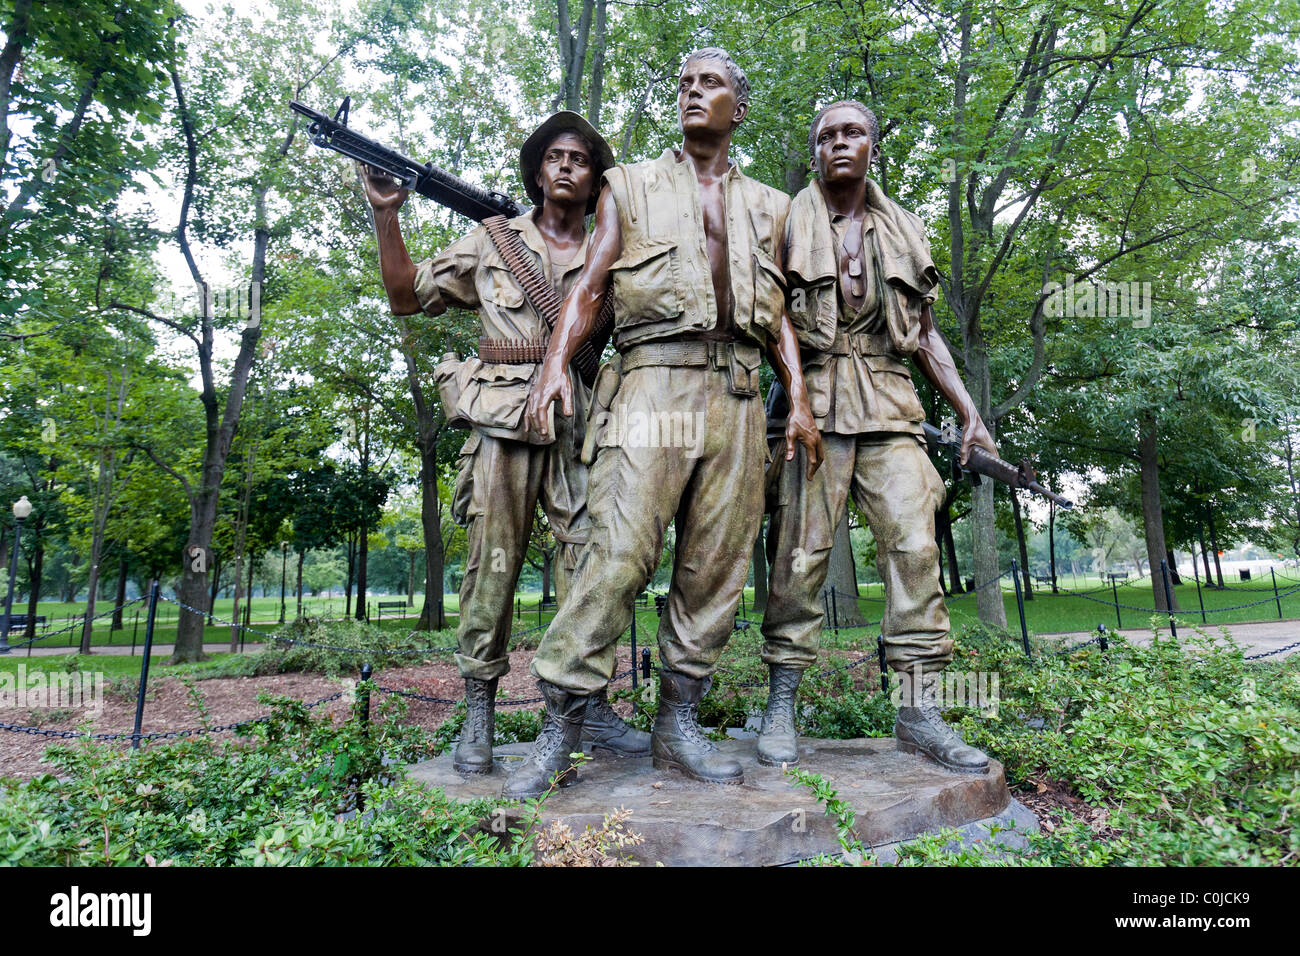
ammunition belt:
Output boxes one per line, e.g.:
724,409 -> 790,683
477,336 -> 549,364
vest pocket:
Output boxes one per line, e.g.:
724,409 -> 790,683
610,240 -> 684,325
752,250 -> 786,339
802,351 -> 834,420
480,264 -> 526,309
458,362 -> 535,432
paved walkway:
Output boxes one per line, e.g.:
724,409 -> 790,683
1050,618 -> 1299,659
7,642 -> 268,658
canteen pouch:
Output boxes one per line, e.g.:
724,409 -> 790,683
580,354 -> 623,465
724,341 -> 762,397
433,352 -> 472,429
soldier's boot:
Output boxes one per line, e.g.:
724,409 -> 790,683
452,677 -> 497,775
894,669 -> 990,774
580,687 -> 651,757
500,681 -> 588,799
756,664 -> 803,767
651,667 -> 743,785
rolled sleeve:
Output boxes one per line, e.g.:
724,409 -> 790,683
412,229 -> 484,315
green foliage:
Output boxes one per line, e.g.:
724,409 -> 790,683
0,688 -> 534,867
192,616 -> 460,678
790,622 -> 1300,865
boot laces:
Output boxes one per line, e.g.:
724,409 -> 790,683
588,693 -> 622,728
674,700 -> 714,749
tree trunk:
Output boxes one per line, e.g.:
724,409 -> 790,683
1207,502 -> 1224,587
1048,499 -> 1059,593
408,551 -> 416,608
23,540 -> 43,642
751,516 -> 768,615
825,513 -> 866,627
164,47 -> 285,662
79,533 -> 105,655
296,549 -> 304,619
207,553 -> 221,625
356,527 -> 369,621
1165,548 -> 1182,585
1138,413 -> 1178,612
345,533 -> 355,618
1011,490 -> 1033,601
111,555 -> 128,629
541,549 -> 553,605
1199,522 -> 1214,586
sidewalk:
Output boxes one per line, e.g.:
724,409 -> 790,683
9,642 -> 267,658
1050,618 -> 1299,659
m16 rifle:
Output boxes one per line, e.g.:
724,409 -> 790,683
290,98 -> 612,385
923,421 -> 1073,509
290,97 -> 522,221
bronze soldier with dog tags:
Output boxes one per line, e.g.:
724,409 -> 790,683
761,101 -> 997,774
361,112 -> 648,776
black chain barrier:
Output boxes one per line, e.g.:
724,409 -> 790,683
4,597 -> 147,651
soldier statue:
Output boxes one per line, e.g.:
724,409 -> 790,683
504,48 -> 824,798
361,112 -> 649,776
760,100 -> 997,773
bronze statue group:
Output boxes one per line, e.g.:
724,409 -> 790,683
362,47 -> 1000,800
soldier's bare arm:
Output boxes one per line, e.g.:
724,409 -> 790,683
358,162 -> 424,316
527,183 -> 622,433
913,303 -> 997,465
767,237 -> 823,478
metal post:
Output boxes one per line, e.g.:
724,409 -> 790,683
640,647 -> 651,680
1097,624 -> 1109,652
1272,567 -> 1283,619
1159,559 -> 1178,640
516,597 -> 521,620
1012,559 -> 1032,658
830,586 -> 838,630
131,609 -> 139,656
1111,576 -> 1122,629
1192,556 -> 1206,623
876,635 -> 888,694
0,512 -> 24,655
131,580 -> 160,751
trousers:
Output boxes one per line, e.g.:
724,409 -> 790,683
762,431 -> 953,673
454,407 -> 589,681
532,361 -> 767,693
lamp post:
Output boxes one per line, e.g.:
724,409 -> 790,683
1,496 -> 34,655
280,541 -> 289,624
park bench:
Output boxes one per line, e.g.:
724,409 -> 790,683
3,614 -> 45,634
375,601 -> 408,622
1106,571 -> 1130,582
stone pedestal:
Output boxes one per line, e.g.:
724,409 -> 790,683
408,736 -> 1036,866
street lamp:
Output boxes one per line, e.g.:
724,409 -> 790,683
1,496 -> 34,655
280,541 -> 289,624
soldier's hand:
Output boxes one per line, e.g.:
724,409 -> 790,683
527,358 -> 572,439
785,397 -> 824,479
357,162 -> 408,211
960,416 -> 998,466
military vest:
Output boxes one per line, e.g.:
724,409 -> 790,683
602,149 -> 791,349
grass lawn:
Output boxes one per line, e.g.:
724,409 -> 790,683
6,570 -> 1296,661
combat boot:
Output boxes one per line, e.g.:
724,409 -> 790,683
894,669 -> 990,774
501,680 -> 588,799
756,664 -> 802,767
453,677 -> 497,775
580,687 -> 651,757
651,667 -> 743,785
